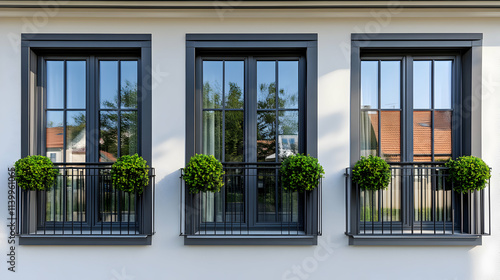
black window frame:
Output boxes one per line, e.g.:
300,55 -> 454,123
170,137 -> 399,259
185,34 -> 319,245
349,33 -> 484,246
20,34 -> 153,245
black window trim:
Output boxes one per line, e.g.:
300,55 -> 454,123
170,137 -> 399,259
349,33 -> 483,246
20,33 -> 153,245
185,34 -> 318,245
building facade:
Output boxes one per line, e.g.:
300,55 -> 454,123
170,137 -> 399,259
0,1 -> 499,279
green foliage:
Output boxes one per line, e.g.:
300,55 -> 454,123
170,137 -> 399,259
280,154 -> 325,192
110,154 -> 149,195
184,154 -> 225,194
14,155 -> 58,191
445,156 -> 491,193
352,155 -> 391,191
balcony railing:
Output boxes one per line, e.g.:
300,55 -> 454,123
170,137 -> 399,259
345,163 -> 491,238
180,163 -> 322,237
15,163 -> 155,237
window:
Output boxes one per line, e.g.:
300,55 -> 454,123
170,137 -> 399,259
19,34 -> 153,245
347,33 -> 490,246
182,34 -> 320,245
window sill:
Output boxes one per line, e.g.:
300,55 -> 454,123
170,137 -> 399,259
18,235 -> 152,245
347,234 -> 483,246
184,235 -> 318,245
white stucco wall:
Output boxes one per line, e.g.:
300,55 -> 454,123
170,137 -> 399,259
0,7 -> 499,280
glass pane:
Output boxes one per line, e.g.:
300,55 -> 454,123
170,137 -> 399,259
360,111 -> 378,157
380,111 -> 400,162
225,168 -> 245,223
99,111 -> 118,162
46,61 -> 64,109
225,111 -> 244,162
380,61 -> 400,109
257,168 -> 276,223
121,111 -> 138,156
120,61 -> 138,109
225,61 -> 244,109
278,61 -> 299,109
257,112 -> 276,162
203,61 -> 223,109
46,174 -> 63,222
66,61 -> 86,109
434,111 -> 452,161
65,168 -> 86,222
361,61 -> 378,109
434,61 -> 452,109
257,61 -> 276,109
360,190 -> 379,222
281,190 -> 299,223
413,111 -> 432,161
382,168 -> 401,222
414,167 -> 433,222
413,61 -> 432,109
203,111 -> 223,161
100,61 -> 118,109
66,111 -> 86,163
278,111 -> 299,161
46,111 -> 64,162
119,192 -> 136,222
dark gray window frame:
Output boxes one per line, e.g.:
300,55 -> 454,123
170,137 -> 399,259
349,33 -> 483,246
185,34 -> 318,245
20,34 -> 153,245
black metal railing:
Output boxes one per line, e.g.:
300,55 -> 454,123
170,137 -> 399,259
345,163 -> 491,236
180,163 -> 322,237
15,163 -> 155,236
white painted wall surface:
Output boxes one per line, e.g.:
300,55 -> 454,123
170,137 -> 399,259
0,7 -> 499,280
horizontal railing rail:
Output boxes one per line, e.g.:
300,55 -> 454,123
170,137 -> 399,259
180,163 -> 322,237
345,163 -> 491,237
15,164 -> 155,237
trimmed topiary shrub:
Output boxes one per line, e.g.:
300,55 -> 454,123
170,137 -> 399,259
352,155 -> 391,191
110,154 -> 150,195
445,156 -> 491,194
184,154 -> 224,194
14,155 -> 58,191
280,154 -> 325,192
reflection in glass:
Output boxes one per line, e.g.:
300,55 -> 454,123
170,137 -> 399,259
360,170 -> 401,222
278,61 -> 299,109
257,112 -> 276,162
360,111 -> 378,157
203,111 -> 223,161
100,61 -> 118,109
380,111 -> 400,162
414,169 -> 452,222
99,111 -> 118,162
225,111 -> 244,162
278,111 -> 299,161
225,61 -> 244,109
120,61 -> 138,109
257,61 -> 276,109
46,168 -> 86,223
257,168 -> 276,222
121,111 -> 138,156
434,60 -> 452,109
203,61 -> 223,109
46,61 -> 64,109
380,61 -> 400,109
413,111 -> 432,161
46,111 -> 64,162
66,111 -> 86,162
99,172 -> 136,223
361,61 -> 378,109
413,61 -> 432,109
66,61 -> 86,109
434,111 -> 452,160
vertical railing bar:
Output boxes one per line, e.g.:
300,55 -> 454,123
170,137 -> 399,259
443,168 -> 446,234
433,167 -> 436,235
390,168 -> 393,235
488,178 -> 491,235
480,187 -> 484,234
420,167 -> 423,234
460,192 -> 463,234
